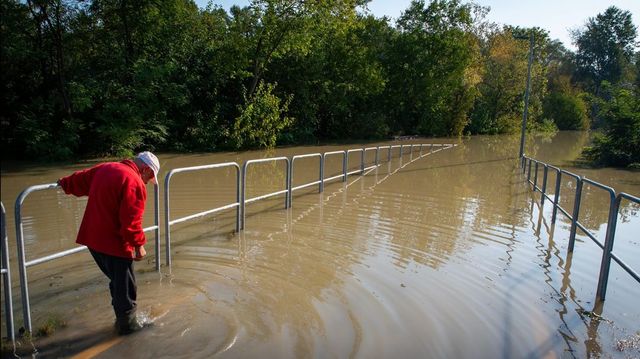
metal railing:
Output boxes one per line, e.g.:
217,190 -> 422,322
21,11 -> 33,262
522,156 -> 639,301
14,183 -> 160,333
5,142 -> 456,338
1,201 -> 15,342
241,157 -> 291,230
164,162 -> 241,267
290,153 -> 324,197
323,150 -> 348,183
163,144 -> 456,262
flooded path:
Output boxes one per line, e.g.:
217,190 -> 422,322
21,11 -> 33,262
1,132 -> 639,358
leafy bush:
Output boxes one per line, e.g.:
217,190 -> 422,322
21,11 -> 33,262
530,118 -> 559,134
231,82 -> 294,149
543,91 -> 589,130
583,86 -> 640,167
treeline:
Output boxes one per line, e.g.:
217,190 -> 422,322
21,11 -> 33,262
1,0 -> 638,166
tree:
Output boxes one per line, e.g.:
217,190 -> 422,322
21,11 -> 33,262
573,6 -> 637,91
468,26 -> 549,134
270,12 -> 390,141
542,39 -> 589,130
543,92 -> 589,130
231,81 -> 293,149
583,84 -> 640,167
384,0 -> 482,137
241,0 -> 367,98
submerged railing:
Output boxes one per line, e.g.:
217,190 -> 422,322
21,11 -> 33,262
3,142 -> 456,339
521,156 -> 639,302
13,183 -> 160,334
1,202 -> 15,342
164,162 -> 241,267
163,144 -> 456,265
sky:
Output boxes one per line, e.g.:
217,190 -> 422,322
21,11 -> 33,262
195,0 -> 640,51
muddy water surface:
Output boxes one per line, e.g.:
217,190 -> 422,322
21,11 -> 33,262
1,132 -> 639,358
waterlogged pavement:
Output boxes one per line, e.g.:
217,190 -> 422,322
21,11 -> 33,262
1,132 -> 639,358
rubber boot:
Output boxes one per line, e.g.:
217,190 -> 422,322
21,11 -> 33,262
115,311 -> 144,335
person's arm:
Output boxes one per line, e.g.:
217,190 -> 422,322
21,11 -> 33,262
120,179 -> 147,258
58,164 -> 103,197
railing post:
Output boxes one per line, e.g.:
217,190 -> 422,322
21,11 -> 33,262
1,202 -> 15,342
360,149 -> 365,174
235,166 -> 241,232
153,183 -> 160,272
595,194 -> 620,301
541,165 -> 548,205
164,175 -> 172,267
375,146 -> 379,166
319,154 -> 325,193
568,177 -> 584,253
15,190 -> 33,333
342,151 -> 347,182
241,161 -> 248,229
527,159 -> 532,183
533,161 -> 539,190
552,170 -> 562,224
286,158 -> 292,209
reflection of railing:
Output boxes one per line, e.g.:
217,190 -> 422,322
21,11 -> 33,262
522,156 -> 639,301
13,183 -> 160,334
1,201 -> 15,342
164,162 -> 241,267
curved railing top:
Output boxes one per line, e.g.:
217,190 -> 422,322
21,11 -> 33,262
243,156 -> 290,168
15,183 -> 58,211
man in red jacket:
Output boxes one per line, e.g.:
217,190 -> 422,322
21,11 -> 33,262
58,151 -> 160,335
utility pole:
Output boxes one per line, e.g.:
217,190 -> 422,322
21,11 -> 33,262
518,33 -> 534,162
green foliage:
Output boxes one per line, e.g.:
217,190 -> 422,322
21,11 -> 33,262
573,6 -> 637,90
468,26 -> 549,135
530,118 -> 558,134
1,0 -> 638,162
231,82 -> 293,149
386,0 -> 482,137
583,85 -> 640,167
543,92 -> 589,130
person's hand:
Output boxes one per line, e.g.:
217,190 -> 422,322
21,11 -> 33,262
134,245 -> 146,261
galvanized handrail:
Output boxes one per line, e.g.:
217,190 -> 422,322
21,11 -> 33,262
290,153 -> 324,193
363,147 -> 378,170
164,162 -> 241,267
322,150 -> 348,183
14,182 -> 160,333
596,192 -> 640,300
1,201 -> 15,342
241,157 -> 291,230
522,155 -> 639,301
346,148 -> 366,176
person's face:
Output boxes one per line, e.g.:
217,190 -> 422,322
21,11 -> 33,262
141,166 -> 155,185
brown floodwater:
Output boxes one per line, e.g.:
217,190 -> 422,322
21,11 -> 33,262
1,132 -> 639,358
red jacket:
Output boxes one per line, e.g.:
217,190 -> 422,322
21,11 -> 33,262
59,160 -> 147,258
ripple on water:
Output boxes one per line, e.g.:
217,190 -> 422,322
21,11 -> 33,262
6,136 -> 639,358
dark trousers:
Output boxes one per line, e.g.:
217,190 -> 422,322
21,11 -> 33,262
89,249 -> 137,318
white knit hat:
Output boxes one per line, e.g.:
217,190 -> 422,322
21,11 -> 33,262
136,151 -> 160,184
